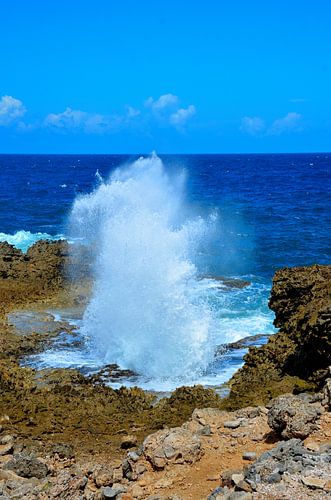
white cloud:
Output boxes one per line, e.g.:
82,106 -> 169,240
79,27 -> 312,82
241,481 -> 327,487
169,105 -> 196,126
145,93 -> 179,111
44,107 -> 114,133
268,112 -> 302,135
240,116 -> 265,136
0,95 -> 26,126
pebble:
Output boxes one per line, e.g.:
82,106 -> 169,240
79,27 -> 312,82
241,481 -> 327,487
242,452 -> 256,461
231,473 -> 244,485
0,435 -> 14,446
0,443 -> 13,456
301,476 -> 326,489
224,420 -> 241,429
127,451 -> 140,462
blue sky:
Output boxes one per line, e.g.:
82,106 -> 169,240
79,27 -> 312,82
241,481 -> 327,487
0,0 -> 330,153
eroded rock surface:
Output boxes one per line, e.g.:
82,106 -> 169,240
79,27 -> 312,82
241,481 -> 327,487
143,426 -> 201,469
267,393 -> 324,439
227,264 -> 331,408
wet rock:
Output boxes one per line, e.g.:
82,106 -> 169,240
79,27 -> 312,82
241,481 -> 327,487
268,393 -> 324,439
4,453 -> 48,479
227,265 -> 331,408
143,426 -> 201,469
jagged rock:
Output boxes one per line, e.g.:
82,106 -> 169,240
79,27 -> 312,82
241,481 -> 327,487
227,265 -> 331,408
4,453 -> 48,479
267,393 -> 324,439
143,426 -> 201,469
244,439 -> 331,487
93,466 -> 114,487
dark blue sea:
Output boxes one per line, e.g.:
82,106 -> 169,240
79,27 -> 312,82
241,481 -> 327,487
1,153 -> 330,390
1,153 -> 329,276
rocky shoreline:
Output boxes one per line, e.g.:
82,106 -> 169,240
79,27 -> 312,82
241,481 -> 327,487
0,240 -> 330,499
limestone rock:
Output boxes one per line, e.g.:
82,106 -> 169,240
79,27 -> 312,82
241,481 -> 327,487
267,393 -> 324,439
143,426 -> 201,469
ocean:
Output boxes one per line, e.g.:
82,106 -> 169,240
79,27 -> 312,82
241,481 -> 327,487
1,153 -> 330,390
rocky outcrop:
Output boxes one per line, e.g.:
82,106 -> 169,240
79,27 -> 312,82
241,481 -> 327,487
226,264 -> 331,408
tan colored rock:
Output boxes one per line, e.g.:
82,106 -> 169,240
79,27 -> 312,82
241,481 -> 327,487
143,426 -> 201,469
301,476 -> 326,489
0,443 -> 13,456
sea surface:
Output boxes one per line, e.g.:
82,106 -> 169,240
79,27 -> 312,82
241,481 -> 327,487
1,153 -> 330,391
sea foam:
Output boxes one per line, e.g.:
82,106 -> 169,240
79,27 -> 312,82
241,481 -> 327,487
0,230 -> 63,253
69,154 -> 217,380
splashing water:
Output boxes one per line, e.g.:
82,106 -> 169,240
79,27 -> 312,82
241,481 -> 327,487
69,154 -> 218,380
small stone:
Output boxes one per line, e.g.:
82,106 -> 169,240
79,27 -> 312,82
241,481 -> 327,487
324,480 -> 331,492
135,464 -> 146,475
0,435 -> 14,445
52,442 -> 74,459
236,480 -> 252,492
231,473 -> 244,485
242,452 -> 256,461
226,492 -> 252,499
301,476 -> 326,489
94,467 -> 114,487
304,440 -> 320,452
266,472 -> 282,484
131,484 -> 144,498
127,451 -> 140,462
103,483 -> 127,498
197,424 -> 212,436
121,435 -> 137,449
224,420 -> 241,429
0,443 -> 13,456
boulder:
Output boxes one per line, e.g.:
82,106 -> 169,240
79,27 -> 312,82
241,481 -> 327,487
267,393 -> 324,439
4,453 -> 48,479
143,426 -> 201,469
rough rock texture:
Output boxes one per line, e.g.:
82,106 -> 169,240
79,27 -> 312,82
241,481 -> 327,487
143,426 -> 201,469
244,439 -> 331,492
4,453 -> 48,479
267,393 -> 324,439
227,265 -> 331,408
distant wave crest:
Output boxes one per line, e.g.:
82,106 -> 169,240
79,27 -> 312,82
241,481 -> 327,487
0,230 -> 64,252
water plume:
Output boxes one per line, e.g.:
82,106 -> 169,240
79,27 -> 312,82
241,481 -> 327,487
69,154 -> 216,379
